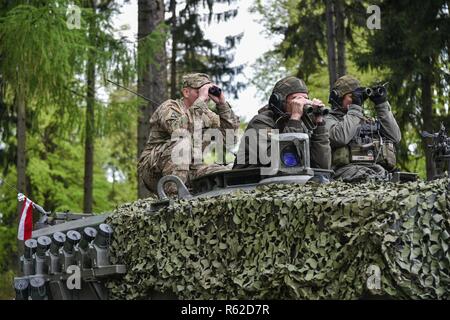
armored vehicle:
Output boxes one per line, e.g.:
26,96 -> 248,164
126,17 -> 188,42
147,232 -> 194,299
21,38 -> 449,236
13,132 -> 450,300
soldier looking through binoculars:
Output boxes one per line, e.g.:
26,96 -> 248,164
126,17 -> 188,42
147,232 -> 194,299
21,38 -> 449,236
324,75 -> 402,182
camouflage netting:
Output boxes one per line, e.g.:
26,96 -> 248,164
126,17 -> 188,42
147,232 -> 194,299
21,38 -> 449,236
105,177 -> 450,299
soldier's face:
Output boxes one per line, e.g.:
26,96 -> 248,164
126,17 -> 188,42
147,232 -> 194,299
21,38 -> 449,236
342,93 -> 353,112
183,87 -> 201,107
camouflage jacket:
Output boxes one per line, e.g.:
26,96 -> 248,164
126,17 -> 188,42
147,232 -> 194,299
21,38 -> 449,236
138,98 -> 239,172
324,101 -> 402,149
233,107 -> 332,170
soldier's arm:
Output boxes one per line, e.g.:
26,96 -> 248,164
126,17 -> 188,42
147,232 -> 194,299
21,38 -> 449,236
282,119 -> 307,133
233,114 -> 273,169
216,102 -> 240,131
310,124 -> 332,169
324,105 -> 363,148
159,102 -> 190,134
375,101 -> 402,144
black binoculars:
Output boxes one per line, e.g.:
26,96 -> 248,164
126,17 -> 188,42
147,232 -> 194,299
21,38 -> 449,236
208,86 -> 222,97
364,86 -> 386,97
304,104 -> 330,116
360,83 -> 388,99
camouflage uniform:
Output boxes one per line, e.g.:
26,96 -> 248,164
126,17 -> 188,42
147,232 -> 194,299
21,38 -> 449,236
233,76 -> 331,170
138,73 -> 240,194
324,75 -> 402,182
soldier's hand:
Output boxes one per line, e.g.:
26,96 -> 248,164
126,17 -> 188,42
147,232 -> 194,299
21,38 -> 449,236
209,84 -> 226,105
287,97 -> 314,120
311,98 -> 325,108
310,99 -> 325,125
369,85 -> 388,105
198,84 -> 213,102
351,87 -> 367,106
287,97 -> 311,120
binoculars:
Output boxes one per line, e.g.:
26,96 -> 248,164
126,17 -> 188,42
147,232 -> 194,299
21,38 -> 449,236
208,86 -> 222,97
365,86 -> 385,97
303,104 -> 330,116
361,83 -> 388,99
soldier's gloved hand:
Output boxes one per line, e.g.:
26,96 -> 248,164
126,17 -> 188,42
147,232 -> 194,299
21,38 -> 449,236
351,87 -> 367,106
369,85 -> 388,105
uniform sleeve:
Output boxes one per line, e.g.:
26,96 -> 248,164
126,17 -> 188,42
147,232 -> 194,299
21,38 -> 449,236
310,124 -> 332,169
157,103 -> 190,134
324,105 -> 364,149
216,102 -> 240,131
282,119 -> 307,133
374,101 -> 402,144
233,114 -> 274,169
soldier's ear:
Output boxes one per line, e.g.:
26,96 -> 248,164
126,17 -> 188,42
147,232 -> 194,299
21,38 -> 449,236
181,88 -> 190,98
269,92 -> 284,113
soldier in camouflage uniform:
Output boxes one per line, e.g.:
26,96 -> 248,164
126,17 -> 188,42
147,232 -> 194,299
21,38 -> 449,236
233,76 -> 331,170
138,73 -> 240,194
324,75 -> 401,182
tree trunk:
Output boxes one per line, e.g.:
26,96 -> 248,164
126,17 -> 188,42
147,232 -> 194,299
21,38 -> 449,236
137,0 -> 167,199
325,0 -> 337,88
421,72 -> 436,180
14,91 -> 27,266
83,8 -> 97,213
335,0 -> 346,77
170,0 -> 178,98
16,93 -> 27,196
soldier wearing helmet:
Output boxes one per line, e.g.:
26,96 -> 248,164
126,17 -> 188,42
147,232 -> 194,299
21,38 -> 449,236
138,73 -> 240,194
233,76 -> 331,170
324,75 -> 401,182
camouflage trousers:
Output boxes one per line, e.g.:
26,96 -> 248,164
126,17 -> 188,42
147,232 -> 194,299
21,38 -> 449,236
139,157 -> 230,196
334,163 -> 389,183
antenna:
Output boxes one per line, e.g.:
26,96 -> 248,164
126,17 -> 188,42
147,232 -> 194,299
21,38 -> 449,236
106,79 -> 161,106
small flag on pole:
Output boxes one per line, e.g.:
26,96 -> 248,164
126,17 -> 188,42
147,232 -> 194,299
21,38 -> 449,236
17,193 -> 33,241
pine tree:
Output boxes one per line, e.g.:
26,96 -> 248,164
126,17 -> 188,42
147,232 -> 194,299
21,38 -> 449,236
252,0 -> 367,86
355,0 -> 450,179
79,0 -> 134,211
0,0 -> 88,203
167,0 -> 245,99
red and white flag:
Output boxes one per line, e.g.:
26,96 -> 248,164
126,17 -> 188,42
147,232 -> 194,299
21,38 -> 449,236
17,194 -> 33,241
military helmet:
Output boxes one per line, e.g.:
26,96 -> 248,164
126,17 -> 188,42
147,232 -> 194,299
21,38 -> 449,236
332,75 -> 360,98
182,73 -> 212,89
272,76 -> 309,102
269,76 -> 308,114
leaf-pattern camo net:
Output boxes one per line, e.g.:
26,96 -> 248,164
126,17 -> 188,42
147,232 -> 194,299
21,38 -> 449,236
106,177 -> 450,299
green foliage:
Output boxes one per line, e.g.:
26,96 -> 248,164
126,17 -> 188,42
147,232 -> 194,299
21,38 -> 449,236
0,0 -> 149,285
106,178 -> 450,299
0,1 -> 87,102
354,0 -> 450,176
250,0 -> 377,101
0,270 -> 14,300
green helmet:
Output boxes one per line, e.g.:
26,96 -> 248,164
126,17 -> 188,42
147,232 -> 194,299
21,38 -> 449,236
272,76 -> 308,103
332,75 -> 360,98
